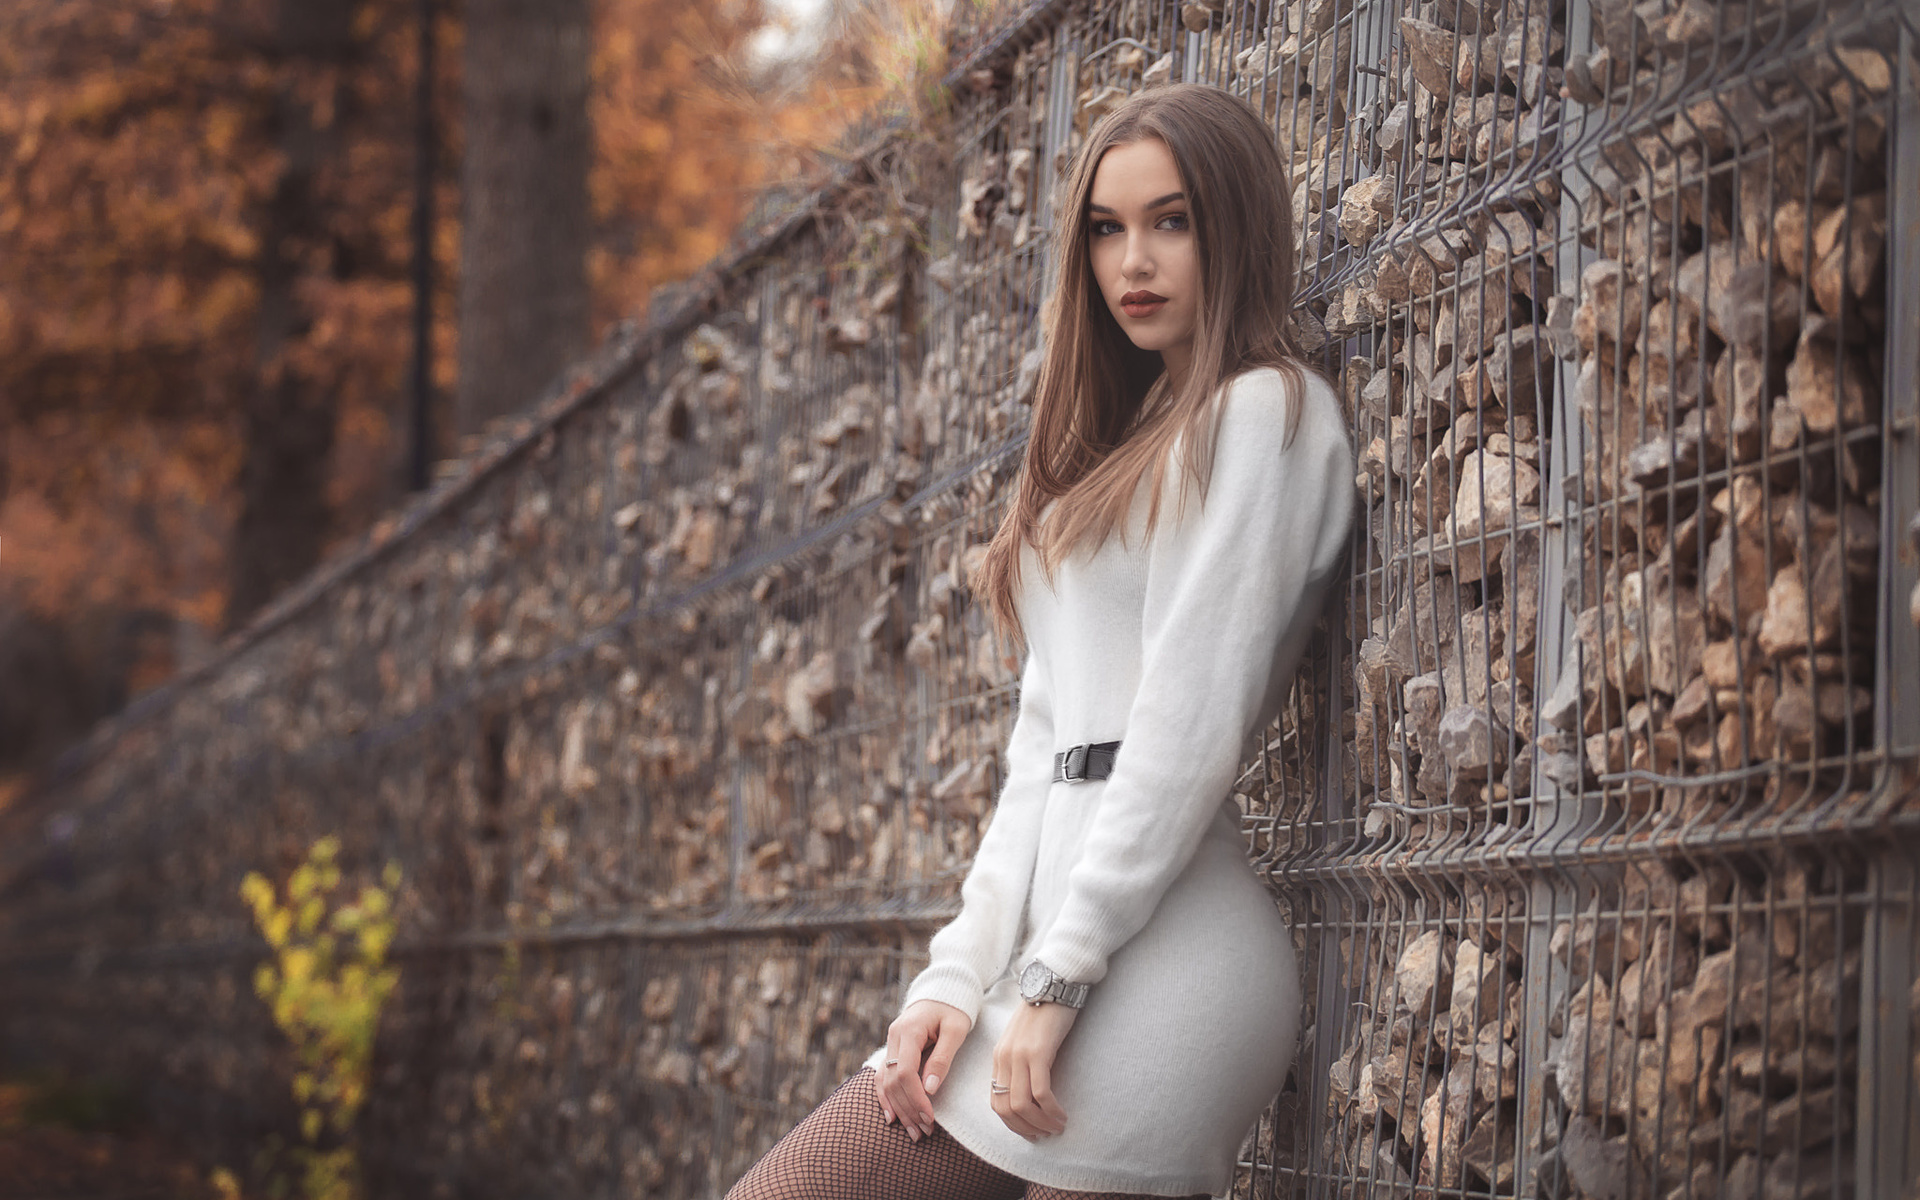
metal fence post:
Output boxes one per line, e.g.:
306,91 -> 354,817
1859,13 -> 1920,1197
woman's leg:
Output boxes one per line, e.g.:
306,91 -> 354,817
726,1067 -> 1029,1200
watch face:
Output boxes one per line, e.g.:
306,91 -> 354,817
1020,961 -> 1049,996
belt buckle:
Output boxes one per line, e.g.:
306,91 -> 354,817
1062,743 -> 1090,782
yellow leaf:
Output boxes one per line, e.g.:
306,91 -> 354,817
283,946 -> 316,984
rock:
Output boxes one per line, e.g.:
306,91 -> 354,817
1604,562 -> 1705,698
1377,100 -> 1412,160
1418,1058 -> 1476,1189
1551,905 -> 1620,986
1809,191 -> 1886,316
1445,447 -> 1539,579
1461,1112 -> 1515,1188
1704,519 -> 1770,634
1396,929 -> 1452,1018
1437,704 -> 1501,781
1404,669 -> 1445,747
1358,636 -> 1416,708
1540,665 -> 1583,734
1756,544 -> 1844,658
1399,18 -> 1458,99
1471,1021 -> 1517,1102
1560,1114 -> 1633,1200
1340,174 -> 1397,247
1784,333 -> 1878,435
782,651 -> 837,736
1179,0 -> 1218,31
1575,259 -> 1642,349
1447,939 -> 1506,1045
1616,924 -> 1694,1036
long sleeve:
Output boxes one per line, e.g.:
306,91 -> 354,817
900,645 -> 1058,1025
1031,367 -> 1355,987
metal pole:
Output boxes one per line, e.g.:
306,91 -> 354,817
1518,0 -> 1600,1191
1859,10 -> 1920,1197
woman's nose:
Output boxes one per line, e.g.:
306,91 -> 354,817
1121,232 -> 1153,279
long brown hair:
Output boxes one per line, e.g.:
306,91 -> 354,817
971,83 -> 1316,645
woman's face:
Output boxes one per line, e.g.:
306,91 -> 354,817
1086,136 -> 1200,383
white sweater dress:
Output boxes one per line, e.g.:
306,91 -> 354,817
860,365 -> 1356,1196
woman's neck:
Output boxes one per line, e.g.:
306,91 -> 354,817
1159,342 -> 1193,392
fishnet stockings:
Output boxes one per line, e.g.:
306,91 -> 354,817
727,1068 -> 1211,1200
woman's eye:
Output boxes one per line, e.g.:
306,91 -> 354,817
1090,219 -> 1121,237
1157,213 -> 1190,232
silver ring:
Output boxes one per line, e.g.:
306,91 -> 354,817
989,1081 -> 1010,1094
884,1058 -> 900,1067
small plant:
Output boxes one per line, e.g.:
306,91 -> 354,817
239,836 -> 402,1200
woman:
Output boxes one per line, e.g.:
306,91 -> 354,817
728,82 -> 1355,1200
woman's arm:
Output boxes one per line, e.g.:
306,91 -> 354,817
1030,367 -> 1355,988
900,645 -> 1058,1023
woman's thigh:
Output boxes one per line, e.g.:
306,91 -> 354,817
725,1067 -> 1027,1200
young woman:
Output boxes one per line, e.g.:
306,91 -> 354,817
727,82 -> 1355,1200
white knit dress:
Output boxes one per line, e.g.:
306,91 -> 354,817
860,365 -> 1356,1196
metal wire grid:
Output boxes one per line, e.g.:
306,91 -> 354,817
1245,0 -> 1918,1196
329,936 -> 921,1199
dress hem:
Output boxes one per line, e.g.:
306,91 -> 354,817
852,1055 -> 1236,1196
932,1098 -> 1234,1199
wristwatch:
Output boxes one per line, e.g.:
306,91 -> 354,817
1018,959 -> 1090,1009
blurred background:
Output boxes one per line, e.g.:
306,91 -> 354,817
0,0 -> 963,801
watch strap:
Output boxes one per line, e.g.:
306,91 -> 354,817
1046,977 -> 1090,1008
1021,960 -> 1089,1008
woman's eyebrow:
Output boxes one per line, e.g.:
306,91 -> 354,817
1087,191 -> 1187,215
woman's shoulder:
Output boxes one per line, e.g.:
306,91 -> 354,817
1213,363 -> 1346,451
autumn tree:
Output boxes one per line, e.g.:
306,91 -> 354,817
229,0 -> 362,625
454,0 -> 593,438
0,0 -> 891,779
0,0 -> 443,767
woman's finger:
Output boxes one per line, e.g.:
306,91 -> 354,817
880,1021 -> 918,1132
883,1018 -> 934,1141
997,1053 -> 1046,1140
988,1042 -> 1027,1139
921,1010 -> 969,1099
1026,1054 -> 1068,1135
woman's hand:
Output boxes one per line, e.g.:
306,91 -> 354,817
990,1001 -> 1078,1140
875,999 -> 972,1142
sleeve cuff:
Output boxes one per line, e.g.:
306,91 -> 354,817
901,964 -> 988,1026
1033,930 -> 1109,988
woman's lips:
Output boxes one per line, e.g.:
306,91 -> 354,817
1120,290 -> 1167,318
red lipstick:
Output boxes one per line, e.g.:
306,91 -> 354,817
1120,289 -> 1167,318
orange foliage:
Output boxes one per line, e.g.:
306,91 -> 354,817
0,0 -> 964,717
589,0 -> 769,321
0,0 -> 276,637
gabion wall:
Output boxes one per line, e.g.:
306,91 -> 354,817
3,1 -> 1917,1197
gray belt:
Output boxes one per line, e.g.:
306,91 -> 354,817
1053,740 -> 1121,783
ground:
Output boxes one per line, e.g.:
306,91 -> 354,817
0,1075 -> 226,1200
